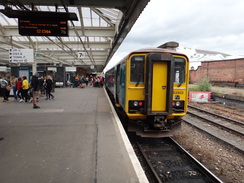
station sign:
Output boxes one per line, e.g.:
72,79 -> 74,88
1,9 -> 77,37
47,67 -> 57,72
9,48 -> 34,63
18,18 -> 68,37
0,66 -> 8,72
78,52 -> 85,58
65,67 -> 76,72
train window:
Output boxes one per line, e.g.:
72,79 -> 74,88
130,56 -> 144,83
174,57 -> 185,84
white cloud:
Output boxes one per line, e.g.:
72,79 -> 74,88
106,0 -> 244,70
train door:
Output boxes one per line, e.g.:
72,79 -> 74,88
152,62 -> 168,111
117,63 -> 126,108
116,64 -> 121,105
146,53 -> 174,115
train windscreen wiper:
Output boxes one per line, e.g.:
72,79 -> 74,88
135,72 -> 142,87
177,81 -> 183,87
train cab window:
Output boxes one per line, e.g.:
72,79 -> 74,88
174,57 -> 185,84
130,56 -> 145,83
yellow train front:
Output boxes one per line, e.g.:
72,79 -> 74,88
105,42 -> 189,137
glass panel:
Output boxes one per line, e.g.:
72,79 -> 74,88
130,56 -> 144,83
174,57 -> 185,84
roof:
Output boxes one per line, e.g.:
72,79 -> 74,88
0,0 -> 150,72
195,49 -> 231,57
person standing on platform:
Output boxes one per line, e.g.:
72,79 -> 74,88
31,72 -> 40,109
21,76 -> 30,103
10,76 -> 17,102
39,76 -> 45,97
17,77 -> 23,102
0,76 -> 8,102
5,76 -> 11,101
45,75 -> 54,100
74,75 -> 79,87
85,76 -> 89,86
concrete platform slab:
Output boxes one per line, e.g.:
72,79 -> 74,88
0,87 -> 148,183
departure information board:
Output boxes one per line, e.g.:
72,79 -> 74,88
18,18 -> 68,37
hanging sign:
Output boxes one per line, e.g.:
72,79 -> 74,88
19,18 -> 68,37
78,52 -> 85,58
9,48 -> 34,63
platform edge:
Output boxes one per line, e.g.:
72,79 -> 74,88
103,87 -> 149,183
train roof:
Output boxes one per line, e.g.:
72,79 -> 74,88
106,46 -> 189,73
130,42 -> 184,55
129,47 -> 188,57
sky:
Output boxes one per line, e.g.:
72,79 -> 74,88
105,0 -> 244,70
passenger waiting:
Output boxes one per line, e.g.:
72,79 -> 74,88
21,76 -> 31,102
17,77 -> 24,102
44,75 -> 54,100
10,76 -> 17,102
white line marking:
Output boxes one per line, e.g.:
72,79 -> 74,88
104,88 -> 149,183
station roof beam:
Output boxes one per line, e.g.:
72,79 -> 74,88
0,0 -> 150,72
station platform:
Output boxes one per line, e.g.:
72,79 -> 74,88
189,85 -> 244,102
211,86 -> 244,102
211,86 -> 244,97
0,87 -> 148,183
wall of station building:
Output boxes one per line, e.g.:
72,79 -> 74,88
190,58 -> 244,86
8,66 -> 87,87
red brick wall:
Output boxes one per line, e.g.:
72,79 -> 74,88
190,59 -> 244,84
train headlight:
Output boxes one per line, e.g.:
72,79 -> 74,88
129,100 -> 145,113
133,101 -> 138,106
172,100 -> 184,112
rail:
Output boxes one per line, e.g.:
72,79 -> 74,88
188,104 -> 244,137
129,134 -> 223,183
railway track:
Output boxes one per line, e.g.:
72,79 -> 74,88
210,105 -> 244,121
184,104 -> 244,152
214,96 -> 244,109
193,103 -> 244,122
129,135 -> 223,183
187,104 -> 244,137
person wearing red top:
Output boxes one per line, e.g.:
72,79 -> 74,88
16,77 -> 23,102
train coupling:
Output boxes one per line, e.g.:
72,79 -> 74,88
153,116 -> 168,129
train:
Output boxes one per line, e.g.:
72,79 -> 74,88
105,42 -> 189,137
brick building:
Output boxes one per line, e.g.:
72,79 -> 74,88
190,58 -> 244,86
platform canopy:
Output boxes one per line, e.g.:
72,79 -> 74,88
0,0 -> 150,72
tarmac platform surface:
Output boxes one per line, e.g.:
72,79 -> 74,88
0,87 -> 148,183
